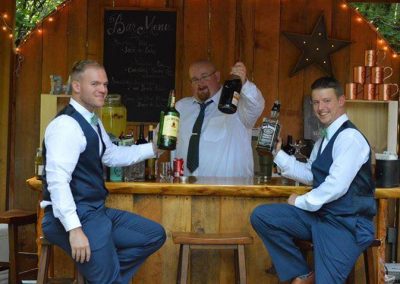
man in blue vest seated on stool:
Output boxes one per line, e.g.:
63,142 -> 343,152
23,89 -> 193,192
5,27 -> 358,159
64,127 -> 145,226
251,77 -> 376,284
40,60 -> 166,283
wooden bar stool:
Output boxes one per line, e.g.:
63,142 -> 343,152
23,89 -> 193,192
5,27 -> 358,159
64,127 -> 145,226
37,236 -> 85,284
294,238 -> 381,284
0,209 -> 38,284
172,232 -> 253,284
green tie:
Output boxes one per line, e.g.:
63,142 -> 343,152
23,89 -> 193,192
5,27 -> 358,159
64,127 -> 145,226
91,114 -> 99,125
320,128 -> 328,139
187,100 -> 213,173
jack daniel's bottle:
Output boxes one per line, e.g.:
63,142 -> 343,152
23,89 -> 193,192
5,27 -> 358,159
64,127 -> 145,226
158,90 -> 180,150
218,75 -> 242,114
256,100 -> 281,153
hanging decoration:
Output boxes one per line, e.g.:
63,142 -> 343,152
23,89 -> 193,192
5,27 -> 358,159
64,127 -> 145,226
283,14 -> 351,77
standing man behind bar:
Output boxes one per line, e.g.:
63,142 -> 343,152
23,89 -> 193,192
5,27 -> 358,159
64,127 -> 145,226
174,60 -> 265,177
41,60 -> 166,283
251,77 -> 376,283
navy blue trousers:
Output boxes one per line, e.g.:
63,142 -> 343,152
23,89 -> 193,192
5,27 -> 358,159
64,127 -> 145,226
42,206 -> 166,284
250,204 -> 374,283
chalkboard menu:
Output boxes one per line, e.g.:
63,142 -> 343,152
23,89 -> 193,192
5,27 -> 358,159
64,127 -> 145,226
103,9 -> 177,122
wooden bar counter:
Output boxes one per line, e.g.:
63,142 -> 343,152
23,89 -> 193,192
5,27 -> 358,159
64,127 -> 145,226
27,177 -> 397,284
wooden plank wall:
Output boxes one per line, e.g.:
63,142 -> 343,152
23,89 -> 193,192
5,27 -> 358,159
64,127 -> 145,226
0,0 -> 15,211
8,0 -> 400,281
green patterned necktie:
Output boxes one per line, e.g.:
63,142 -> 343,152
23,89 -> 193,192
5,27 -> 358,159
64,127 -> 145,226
91,114 -> 99,125
320,128 -> 328,140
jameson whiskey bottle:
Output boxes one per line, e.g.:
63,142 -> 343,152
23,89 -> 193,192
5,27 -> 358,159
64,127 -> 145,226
218,74 -> 242,114
158,90 -> 180,150
146,125 -> 157,180
34,147 -> 44,180
256,100 -> 281,153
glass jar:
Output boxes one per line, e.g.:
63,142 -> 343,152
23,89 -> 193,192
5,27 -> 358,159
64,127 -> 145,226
99,94 -> 127,138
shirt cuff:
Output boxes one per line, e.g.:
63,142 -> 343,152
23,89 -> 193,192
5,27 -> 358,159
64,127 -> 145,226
59,211 -> 82,232
137,143 -> 156,160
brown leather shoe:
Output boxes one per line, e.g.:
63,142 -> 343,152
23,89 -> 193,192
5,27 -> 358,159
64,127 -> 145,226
291,271 -> 315,284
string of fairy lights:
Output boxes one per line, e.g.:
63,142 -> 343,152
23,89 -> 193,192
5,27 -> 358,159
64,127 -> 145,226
340,1 -> 398,59
0,0 -> 399,59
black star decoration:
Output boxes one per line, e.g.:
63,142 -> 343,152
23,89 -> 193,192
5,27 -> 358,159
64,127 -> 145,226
283,14 -> 351,77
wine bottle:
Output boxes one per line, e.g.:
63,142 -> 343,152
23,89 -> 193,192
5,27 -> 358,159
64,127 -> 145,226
136,124 -> 148,145
34,147 -> 44,180
256,100 -> 281,153
158,90 -> 180,150
218,74 -> 242,114
146,125 -> 157,180
133,124 -> 147,181
282,135 -> 295,155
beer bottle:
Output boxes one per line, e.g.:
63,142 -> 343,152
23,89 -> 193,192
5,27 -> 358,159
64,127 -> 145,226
157,90 -> 180,150
218,74 -> 242,114
146,125 -> 157,180
34,147 -> 44,180
256,100 -> 281,153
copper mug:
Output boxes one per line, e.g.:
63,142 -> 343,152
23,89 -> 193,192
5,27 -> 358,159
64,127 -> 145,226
364,49 -> 386,67
345,83 -> 362,100
363,83 -> 376,100
353,66 -> 366,84
371,66 -> 393,84
377,83 -> 399,101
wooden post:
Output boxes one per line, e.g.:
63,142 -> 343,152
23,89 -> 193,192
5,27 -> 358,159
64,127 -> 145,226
0,0 -> 16,211
377,199 -> 388,284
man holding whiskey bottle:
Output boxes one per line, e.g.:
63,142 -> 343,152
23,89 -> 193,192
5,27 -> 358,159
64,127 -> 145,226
251,77 -> 376,283
41,60 -> 165,283
174,60 -> 264,177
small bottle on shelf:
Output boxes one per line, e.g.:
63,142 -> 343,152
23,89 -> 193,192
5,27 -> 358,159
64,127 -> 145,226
158,90 -> 180,150
218,74 -> 242,114
34,147 -> 44,180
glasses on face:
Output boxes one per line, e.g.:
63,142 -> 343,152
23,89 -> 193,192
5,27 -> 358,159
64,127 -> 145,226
190,71 -> 216,85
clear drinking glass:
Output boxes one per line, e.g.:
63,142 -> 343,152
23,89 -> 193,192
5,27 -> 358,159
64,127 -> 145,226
159,162 -> 172,181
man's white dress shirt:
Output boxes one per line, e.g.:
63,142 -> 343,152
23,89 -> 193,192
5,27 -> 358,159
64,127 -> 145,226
174,80 -> 264,177
41,99 -> 155,231
274,114 -> 370,212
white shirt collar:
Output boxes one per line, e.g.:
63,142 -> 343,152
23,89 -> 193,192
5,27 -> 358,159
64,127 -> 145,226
325,113 -> 349,140
69,98 -> 96,124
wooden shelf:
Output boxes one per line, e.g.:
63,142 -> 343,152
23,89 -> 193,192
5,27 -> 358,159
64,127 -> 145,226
39,94 -> 71,145
346,100 -> 398,155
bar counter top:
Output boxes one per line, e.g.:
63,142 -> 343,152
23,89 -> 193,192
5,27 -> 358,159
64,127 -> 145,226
26,176 -> 400,199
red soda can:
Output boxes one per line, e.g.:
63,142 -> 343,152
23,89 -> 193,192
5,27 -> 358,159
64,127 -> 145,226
173,158 -> 184,177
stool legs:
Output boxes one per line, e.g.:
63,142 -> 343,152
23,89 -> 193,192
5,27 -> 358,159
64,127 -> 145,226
176,244 -> 247,284
37,239 -> 85,284
364,246 -> 375,284
9,223 -> 18,284
237,245 -> 247,284
177,244 -> 190,284
37,241 -> 51,284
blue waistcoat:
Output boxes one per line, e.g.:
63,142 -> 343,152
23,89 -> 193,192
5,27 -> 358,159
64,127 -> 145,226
42,104 -> 108,208
312,120 -> 376,218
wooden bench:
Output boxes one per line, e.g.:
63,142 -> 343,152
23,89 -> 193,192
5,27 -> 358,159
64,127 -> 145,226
172,232 -> 253,284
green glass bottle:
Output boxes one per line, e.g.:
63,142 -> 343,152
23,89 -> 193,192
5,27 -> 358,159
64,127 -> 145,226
157,90 -> 180,150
